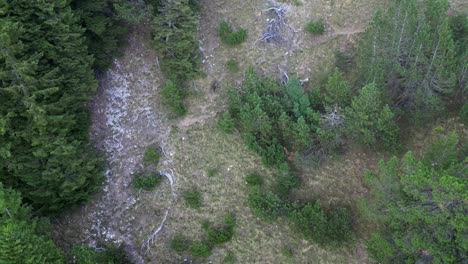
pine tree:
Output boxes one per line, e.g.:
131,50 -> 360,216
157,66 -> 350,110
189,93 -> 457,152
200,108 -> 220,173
0,183 -> 64,263
365,133 -> 467,263
356,0 -> 457,122
345,83 -> 399,149
0,0 -> 103,214
152,0 -> 201,83
71,0 -> 128,71
323,69 -> 352,107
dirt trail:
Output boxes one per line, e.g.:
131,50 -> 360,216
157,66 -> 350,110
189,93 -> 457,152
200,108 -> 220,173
54,27 -> 173,263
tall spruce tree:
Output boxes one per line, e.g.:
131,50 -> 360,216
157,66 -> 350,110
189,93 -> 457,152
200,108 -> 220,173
356,0 -> 457,122
0,0 -> 103,214
0,183 -> 64,263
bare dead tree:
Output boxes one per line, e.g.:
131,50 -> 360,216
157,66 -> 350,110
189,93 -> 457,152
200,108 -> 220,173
321,105 -> 344,128
257,0 -> 297,46
278,65 -> 289,84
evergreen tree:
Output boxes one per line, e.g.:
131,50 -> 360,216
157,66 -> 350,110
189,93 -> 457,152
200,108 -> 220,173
364,132 -> 467,263
323,69 -> 352,107
356,0 -> 457,122
0,0 -> 103,214
71,0 -> 128,71
0,183 -> 64,263
345,83 -> 399,149
152,0 -> 201,82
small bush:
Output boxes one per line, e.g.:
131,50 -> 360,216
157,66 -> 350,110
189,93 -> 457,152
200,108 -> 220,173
73,243 -> 131,264
219,21 -> 248,46
205,213 -> 236,246
144,146 -> 160,165
460,103 -> 468,125
274,165 -> 300,198
248,187 -> 285,219
245,174 -> 262,186
288,201 -> 352,244
305,18 -> 325,35
218,112 -> 235,133
170,234 -> 190,253
161,80 -> 186,116
131,174 -> 161,190
226,59 -> 240,73
183,190 -> 202,209
190,241 -> 212,257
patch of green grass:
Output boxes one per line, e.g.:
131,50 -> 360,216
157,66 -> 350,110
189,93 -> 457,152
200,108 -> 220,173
183,190 -> 202,209
207,167 -> 218,178
161,80 -> 186,117
226,59 -> 239,73
170,234 -> 190,253
144,146 -> 160,165
305,18 -> 325,35
245,174 -> 262,186
190,241 -> 212,257
223,251 -> 237,263
219,21 -> 248,46
204,213 -> 236,246
131,174 -> 161,190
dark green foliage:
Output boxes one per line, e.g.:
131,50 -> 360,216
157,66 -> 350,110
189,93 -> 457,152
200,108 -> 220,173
345,83 -> 399,150
422,131 -> 459,169
131,174 -> 161,190
152,0 -> 201,82
356,0 -> 457,122
245,174 -> 262,186
113,0 -> 153,25
273,164 -> 300,198
190,241 -> 212,257
204,213 -> 236,246
288,201 -> 352,244
161,80 -> 187,116
170,234 -> 190,253
323,69 -> 352,107
0,0 -> 104,214
71,0 -> 128,71
218,111 -> 235,133
460,103 -> 468,125
247,187 -> 285,219
227,68 -> 320,166
72,243 -> 131,264
0,184 -> 63,263
144,146 -> 161,165
183,190 -> 202,209
226,59 -> 240,73
219,21 -> 248,46
305,18 -> 325,35
364,133 -> 467,263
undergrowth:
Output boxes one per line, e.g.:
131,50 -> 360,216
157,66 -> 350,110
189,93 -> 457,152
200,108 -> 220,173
219,21 -> 248,46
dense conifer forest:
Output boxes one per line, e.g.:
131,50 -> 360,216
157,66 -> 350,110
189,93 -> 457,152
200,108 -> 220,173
0,0 -> 466,263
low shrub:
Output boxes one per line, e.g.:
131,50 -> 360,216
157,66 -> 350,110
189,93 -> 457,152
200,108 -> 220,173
226,59 -> 240,72
219,21 -> 248,46
288,201 -> 352,244
248,187 -> 285,219
183,190 -> 202,209
190,241 -> 212,258
73,243 -> 131,264
204,213 -> 236,246
131,174 -> 161,190
161,80 -> 186,116
245,174 -> 262,186
218,112 -> 235,133
170,234 -> 190,253
144,146 -> 160,165
305,18 -> 325,35
273,165 -> 300,198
